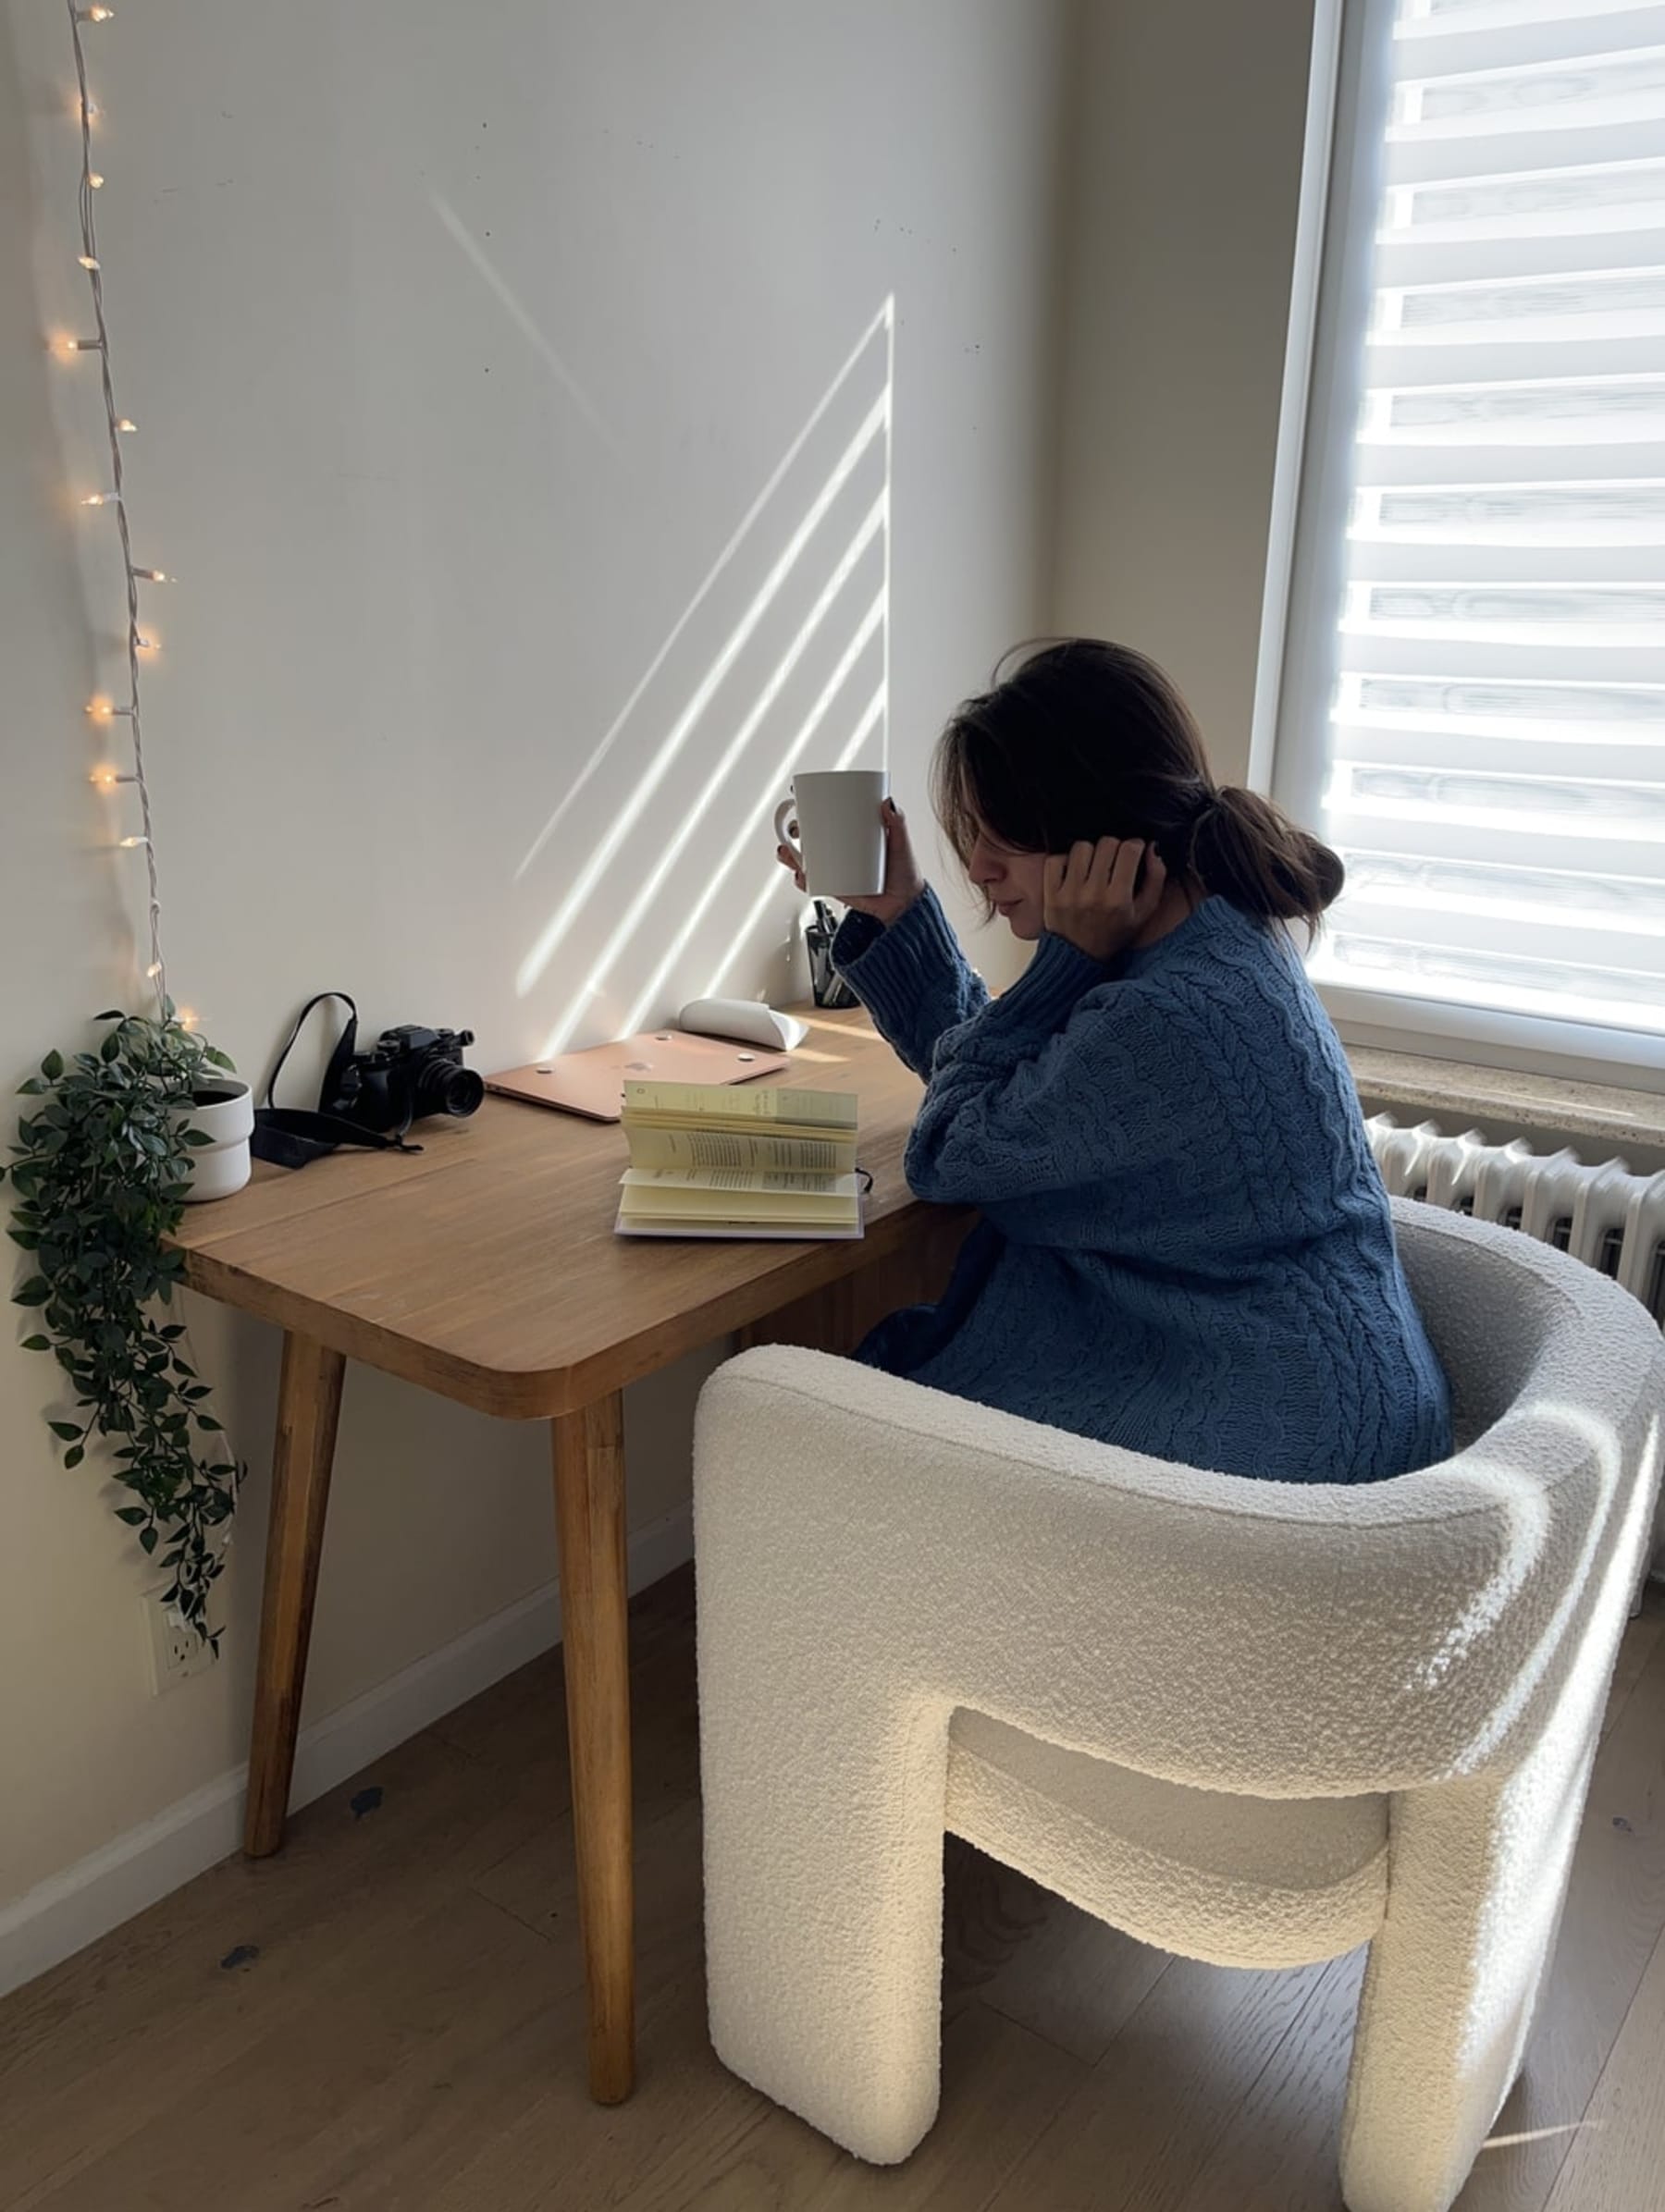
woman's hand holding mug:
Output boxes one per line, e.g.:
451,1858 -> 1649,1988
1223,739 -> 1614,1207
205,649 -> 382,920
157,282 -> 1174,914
777,796 -> 922,926
769,769 -> 915,924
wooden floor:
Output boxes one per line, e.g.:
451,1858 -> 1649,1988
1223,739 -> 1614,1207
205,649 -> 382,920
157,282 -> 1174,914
4,1573 -> 1662,2212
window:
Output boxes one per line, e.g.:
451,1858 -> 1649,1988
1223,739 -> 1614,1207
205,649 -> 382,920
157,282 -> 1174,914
1271,0 -> 1665,1077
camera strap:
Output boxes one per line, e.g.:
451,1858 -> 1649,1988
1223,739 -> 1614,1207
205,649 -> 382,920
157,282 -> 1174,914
252,992 -> 424,1171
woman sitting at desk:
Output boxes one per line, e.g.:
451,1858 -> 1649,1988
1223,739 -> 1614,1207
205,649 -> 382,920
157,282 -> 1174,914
777,637 -> 1450,1484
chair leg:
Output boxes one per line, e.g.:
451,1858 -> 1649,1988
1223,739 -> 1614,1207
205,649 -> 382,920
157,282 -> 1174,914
1339,1726 -> 1600,2212
698,1574 -> 952,2165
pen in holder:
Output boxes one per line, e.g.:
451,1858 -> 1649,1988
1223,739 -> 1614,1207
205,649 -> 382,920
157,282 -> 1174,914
806,900 -> 857,1010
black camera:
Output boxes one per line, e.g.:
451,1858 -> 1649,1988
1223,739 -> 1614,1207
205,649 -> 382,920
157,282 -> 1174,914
327,1023 -> 484,1136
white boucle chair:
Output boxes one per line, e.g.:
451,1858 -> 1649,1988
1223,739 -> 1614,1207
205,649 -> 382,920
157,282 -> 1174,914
693,1203 -> 1665,2212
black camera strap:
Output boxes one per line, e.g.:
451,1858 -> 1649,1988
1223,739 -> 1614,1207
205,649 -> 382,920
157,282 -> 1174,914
252,992 -> 424,1171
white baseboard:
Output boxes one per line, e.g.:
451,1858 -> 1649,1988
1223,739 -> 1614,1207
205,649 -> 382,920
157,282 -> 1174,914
0,1504 -> 694,2001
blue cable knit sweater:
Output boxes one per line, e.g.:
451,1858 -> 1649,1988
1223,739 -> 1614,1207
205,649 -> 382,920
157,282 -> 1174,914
834,888 -> 1451,1483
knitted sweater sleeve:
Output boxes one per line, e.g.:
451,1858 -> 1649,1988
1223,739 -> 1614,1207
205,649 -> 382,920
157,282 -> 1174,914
832,886 -> 991,1080
905,932 -> 1177,1205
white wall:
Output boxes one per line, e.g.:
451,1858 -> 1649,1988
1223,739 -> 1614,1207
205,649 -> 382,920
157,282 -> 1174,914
1053,0 -> 1320,787
0,0 -> 1072,1931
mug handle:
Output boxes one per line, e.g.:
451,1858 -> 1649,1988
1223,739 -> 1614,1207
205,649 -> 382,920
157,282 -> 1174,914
773,796 -> 804,876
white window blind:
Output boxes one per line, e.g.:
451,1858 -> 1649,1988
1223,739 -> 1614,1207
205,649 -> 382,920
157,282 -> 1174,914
1274,0 -> 1665,1073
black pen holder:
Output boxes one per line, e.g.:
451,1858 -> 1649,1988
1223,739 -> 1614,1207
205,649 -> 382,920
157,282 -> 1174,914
806,903 -> 857,1011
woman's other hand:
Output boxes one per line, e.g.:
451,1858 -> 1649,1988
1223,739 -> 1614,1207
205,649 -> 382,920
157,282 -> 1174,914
776,797 -> 924,927
1042,838 -> 1166,963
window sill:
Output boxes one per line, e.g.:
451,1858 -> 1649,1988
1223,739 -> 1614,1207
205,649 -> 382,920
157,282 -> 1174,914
1345,1046 -> 1665,1156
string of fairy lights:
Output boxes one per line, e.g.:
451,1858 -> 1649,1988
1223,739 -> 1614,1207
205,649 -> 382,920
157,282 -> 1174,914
55,0 -> 190,1025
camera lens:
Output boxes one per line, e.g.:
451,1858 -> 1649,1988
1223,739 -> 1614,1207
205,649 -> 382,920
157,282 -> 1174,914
417,1059 -> 485,1119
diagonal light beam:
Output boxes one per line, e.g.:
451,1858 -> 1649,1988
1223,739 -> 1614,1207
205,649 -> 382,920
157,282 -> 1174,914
539,504 -> 887,1052
880,300 -> 894,773
700,684 -> 887,1000
514,389 -> 890,996
514,297 -> 895,882
430,193 -> 618,451
621,608 -> 886,1036
608,596 -> 887,1041
1483,2124 -> 1597,2151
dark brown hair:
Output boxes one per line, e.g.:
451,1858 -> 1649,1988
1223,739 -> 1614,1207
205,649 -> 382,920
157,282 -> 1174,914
931,637 -> 1343,934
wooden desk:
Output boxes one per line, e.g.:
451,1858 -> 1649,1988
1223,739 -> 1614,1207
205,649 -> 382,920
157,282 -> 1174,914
168,1008 -> 964,2104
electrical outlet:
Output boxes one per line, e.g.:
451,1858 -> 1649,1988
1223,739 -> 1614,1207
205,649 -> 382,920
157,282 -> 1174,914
142,1584 -> 217,1694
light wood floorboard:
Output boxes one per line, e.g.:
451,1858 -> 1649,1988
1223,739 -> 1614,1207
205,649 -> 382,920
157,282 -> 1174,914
3,1575 -> 1660,2212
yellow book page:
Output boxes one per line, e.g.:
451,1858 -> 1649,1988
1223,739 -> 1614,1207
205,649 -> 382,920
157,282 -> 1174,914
620,1191 -> 857,1223
619,1168 -> 859,1222
622,1082 -> 857,1133
623,1125 -> 857,1174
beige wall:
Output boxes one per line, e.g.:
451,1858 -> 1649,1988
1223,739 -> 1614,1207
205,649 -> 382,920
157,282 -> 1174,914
0,0 -> 1072,1914
1052,0 -> 1321,787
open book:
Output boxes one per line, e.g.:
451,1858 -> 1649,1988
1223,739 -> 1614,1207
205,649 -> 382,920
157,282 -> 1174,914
614,1081 -> 863,1240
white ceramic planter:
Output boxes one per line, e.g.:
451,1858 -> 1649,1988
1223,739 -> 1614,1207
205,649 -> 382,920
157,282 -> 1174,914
177,1076 -> 253,1203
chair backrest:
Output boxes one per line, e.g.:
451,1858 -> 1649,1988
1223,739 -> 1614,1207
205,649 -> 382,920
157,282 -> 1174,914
1393,1198 -> 1573,1445
698,1204 -> 1665,1800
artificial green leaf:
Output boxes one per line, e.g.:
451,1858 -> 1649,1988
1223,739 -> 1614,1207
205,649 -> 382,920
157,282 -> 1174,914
12,1022 -> 240,1621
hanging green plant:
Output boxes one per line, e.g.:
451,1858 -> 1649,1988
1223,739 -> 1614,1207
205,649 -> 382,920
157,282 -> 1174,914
5,1006 -> 245,1647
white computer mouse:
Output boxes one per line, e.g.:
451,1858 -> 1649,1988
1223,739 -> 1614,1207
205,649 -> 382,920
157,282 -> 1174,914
677,997 -> 808,1051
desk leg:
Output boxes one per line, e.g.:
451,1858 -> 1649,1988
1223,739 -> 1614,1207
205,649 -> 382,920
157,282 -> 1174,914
244,1333 -> 346,1858
552,1392 -> 634,2105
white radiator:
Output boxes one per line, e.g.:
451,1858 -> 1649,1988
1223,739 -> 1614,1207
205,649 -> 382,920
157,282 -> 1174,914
1365,1116 -> 1665,1328
1367,1113 -> 1665,1588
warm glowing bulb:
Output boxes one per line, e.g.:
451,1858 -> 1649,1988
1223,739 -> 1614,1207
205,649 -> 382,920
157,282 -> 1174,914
132,567 -> 170,584
90,766 -> 121,793
80,491 -> 116,508
116,417 -> 136,434
134,633 -> 157,652
86,170 -> 104,189
118,834 -> 147,849
86,694 -> 114,720
177,1009 -> 199,1032
145,961 -> 163,979
79,5 -> 115,18
78,253 -> 99,271
83,101 -> 100,121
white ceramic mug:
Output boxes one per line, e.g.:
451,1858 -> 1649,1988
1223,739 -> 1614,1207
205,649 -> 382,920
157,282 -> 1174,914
773,769 -> 888,898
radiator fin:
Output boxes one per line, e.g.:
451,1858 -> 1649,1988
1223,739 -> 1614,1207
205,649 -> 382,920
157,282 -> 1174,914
1366,1114 -> 1665,1326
